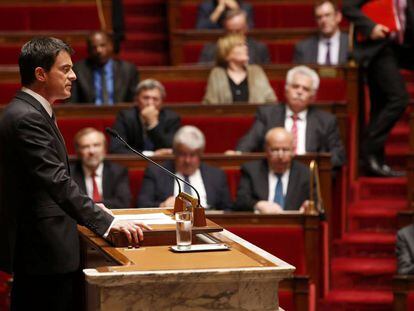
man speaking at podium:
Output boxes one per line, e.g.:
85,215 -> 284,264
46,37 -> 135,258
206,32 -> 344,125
0,37 -> 149,310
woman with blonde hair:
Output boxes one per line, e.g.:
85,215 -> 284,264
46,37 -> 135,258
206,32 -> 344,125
203,33 -> 277,104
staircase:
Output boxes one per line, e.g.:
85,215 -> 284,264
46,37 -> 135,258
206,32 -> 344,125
120,0 -> 169,66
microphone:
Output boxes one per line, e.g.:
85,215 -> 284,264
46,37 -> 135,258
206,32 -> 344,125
105,127 -> 201,207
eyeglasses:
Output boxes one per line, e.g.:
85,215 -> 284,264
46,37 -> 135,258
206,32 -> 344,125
267,148 -> 292,155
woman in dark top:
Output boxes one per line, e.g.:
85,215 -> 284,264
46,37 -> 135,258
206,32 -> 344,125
196,0 -> 254,29
203,33 -> 277,104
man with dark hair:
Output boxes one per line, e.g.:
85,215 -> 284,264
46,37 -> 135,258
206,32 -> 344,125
0,37 -> 148,310
69,31 -> 139,104
294,0 -> 348,65
71,127 -> 131,209
109,79 -> 181,155
343,0 -> 414,177
199,9 -> 269,65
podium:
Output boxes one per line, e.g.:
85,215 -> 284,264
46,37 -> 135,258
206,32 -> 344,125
78,209 -> 295,311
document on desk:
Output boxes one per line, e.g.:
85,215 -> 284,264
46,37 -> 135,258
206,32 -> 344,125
114,213 -> 176,225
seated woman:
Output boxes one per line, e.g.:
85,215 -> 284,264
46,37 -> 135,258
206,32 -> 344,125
203,34 -> 277,104
196,0 -> 253,29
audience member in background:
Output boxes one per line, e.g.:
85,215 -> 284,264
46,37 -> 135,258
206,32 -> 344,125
109,79 -> 180,155
234,128 -> 310,213
294,0 -> 348,65
69,31 -> 139,104
71,128 -> 131,209
343,0 -> 414,177
137,126 -> 232,210
199,9 -> 270,65
196,0 -> 253,29
235,65 -> 345,168
396,224 -> 414,274
203,34 -> 276,104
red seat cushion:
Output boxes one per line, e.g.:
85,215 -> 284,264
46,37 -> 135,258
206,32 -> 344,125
128,169 -> 145,207
279,290 -> 295,311
225,226 -> 307,274
224,168 -> 241,200
181,116 -> 254,152
0,83 -> 20,105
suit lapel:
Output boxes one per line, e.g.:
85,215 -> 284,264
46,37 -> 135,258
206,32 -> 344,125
257,160 -> 270,200
73,162 -> 87,194
102,162 -> 110,199
305,108 -> 317,152
310,37 -> 319,63
338,32 -> 348,64
285,162 -> 298,210
200,164 -> 213,205
113,60 -> 123,102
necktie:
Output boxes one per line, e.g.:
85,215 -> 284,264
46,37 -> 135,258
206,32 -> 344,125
291,114 -> 298,154
183,175 -> 192,195
101,68 -> 109,104
273,174 -> 284,209
325,41 -> 331,65
91,172 -> 102,202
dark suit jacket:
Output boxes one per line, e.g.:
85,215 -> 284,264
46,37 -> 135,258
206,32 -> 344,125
234,159 -> 310,211
196,1 -> 254,29
342,0 -> 414,65
396,224 -> 414,274
70,160 -> 131,209
137,161 -> 232,210
109,106 -> 181,154
69,58 -> 139,103
0,91 -> 113,274
293,32 -> 349,64
199,37 -> 270,65
236,104 -> 346,168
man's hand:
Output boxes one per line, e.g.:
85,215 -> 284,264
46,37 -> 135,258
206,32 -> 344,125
110,220 -> 152,245
160,196 -> 176,207
254,200 -> 283,214
370,24 -> 390,40
154,148 -> 173,156
140,105 -> 159,129
299,200 -> 309,213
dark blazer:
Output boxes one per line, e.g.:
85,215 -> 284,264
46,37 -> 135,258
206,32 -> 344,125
236,104 -> 346,168
70,160 -> 131,209
342,0 -> 414,65
234,159 -> 310,211
69,58 -> 139,103
109,106 -> 181,154
396,224 -> 414,275
196,1 -> 254,29
0,91 -> 113,274
199,37 -> 270,65
293,32 -> 349,64
137,161 -> 232,210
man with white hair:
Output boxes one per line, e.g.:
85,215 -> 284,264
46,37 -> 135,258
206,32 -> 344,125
236,65 -> 346,168
137,126 -> 232,210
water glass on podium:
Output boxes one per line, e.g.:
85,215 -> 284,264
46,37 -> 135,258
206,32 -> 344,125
175,211 -> 192,250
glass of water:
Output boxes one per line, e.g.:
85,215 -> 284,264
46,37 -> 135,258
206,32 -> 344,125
175,211 -> 192,250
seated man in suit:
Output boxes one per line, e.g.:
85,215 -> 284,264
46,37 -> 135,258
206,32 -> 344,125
109,79 -> 181,155
196,0 -> 253,29
71,127 -> 131,209
69,31 -> 139,104
137,126 -> 232,210
234,127 -> 310,212
293,0 -> 348,65
396,224 -> 414,274
235,65 -> 346,168
199,9 -> 270,65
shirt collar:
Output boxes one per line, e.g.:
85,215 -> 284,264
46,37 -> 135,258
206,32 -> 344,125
21,87 -> 53,118
319,30 -> 340,43
82,162 -> 104,178
286,106 -> 307,120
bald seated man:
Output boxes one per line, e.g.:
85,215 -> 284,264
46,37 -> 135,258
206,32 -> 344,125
71,128 -> 131,208
234,127 -> 311,213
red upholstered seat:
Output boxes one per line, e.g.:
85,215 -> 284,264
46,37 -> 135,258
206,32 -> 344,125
181,116 -> 254,152
163,81 -> 207,102
408,292 -> 414,311
0,83 -> 20,105
279,290 -> 295,311
128,169 -> 145,207
0,5 -> 99,31
0,271 -> 11,310
224,168 -> 241,200
57,117 -> 115,155
225,226 -> 307,274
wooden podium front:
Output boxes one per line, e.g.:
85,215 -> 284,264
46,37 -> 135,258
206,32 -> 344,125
78,208 -> 295,311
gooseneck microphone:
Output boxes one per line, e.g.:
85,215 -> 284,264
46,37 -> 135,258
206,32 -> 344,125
105,127 -> 201,206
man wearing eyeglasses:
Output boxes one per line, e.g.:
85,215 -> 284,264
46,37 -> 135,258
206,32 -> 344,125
234,127 -> 311,213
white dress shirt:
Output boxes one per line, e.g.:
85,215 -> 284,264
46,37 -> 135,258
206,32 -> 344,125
174,169 -> 209,208
82,163 -> 104,199
267,169 -> 290,203
284,107 -> 307,155
21,87 -> 53,117
317,30 -> 340,65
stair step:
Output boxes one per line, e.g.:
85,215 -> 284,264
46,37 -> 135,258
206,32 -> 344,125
123,0 -> 165,15
119,51 -> 168,66
357,177 -> 407,200
333,233 -> 396,257
320,289 -> 393,310
125,16 -> 166,32
349,207 -> 399,232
